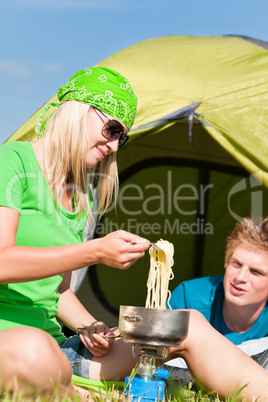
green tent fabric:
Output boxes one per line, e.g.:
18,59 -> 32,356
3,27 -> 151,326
6,35 -> 268,325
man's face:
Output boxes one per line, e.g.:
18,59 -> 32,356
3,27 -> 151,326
223,243 -> 268,309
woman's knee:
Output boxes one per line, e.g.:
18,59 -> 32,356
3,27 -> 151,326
3,327 -> 57,366
0,327 -> 72,391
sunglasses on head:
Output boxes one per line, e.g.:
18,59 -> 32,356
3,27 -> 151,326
93,108 -> 129,148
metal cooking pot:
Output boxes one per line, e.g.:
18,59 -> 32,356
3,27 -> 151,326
119,305 -> 190,347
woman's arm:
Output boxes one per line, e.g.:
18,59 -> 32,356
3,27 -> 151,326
57,272 -> 97,330
57,272 -> 115,356
0,206 -> 150,283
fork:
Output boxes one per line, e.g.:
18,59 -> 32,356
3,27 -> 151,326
150,242 -> 165,253
131,240 -> 164,253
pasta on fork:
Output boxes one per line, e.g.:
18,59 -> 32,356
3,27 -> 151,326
145,239 -> 174,309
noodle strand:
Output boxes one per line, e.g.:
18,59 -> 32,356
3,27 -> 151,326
145,239 -> 174,309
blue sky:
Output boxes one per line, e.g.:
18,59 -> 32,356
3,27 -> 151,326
0,0 -> 267,144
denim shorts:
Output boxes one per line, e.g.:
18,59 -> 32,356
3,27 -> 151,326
59,335 -> 93,378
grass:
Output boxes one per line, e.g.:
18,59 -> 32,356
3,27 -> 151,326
0,380 -> 248,402
0,385 -> 215,402
0,368 -> 249,402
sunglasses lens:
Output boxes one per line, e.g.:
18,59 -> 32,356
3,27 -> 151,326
102,120 -> 124,140
101,118 -> 129,148
118,134 -> 129,148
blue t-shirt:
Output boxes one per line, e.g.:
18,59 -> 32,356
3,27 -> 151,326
168,275 -> 268,345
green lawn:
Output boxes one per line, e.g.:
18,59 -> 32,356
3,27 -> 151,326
0,380 -> 247,402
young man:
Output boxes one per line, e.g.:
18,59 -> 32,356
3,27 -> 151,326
164,217 -> 268,383
169,217 -> 268,345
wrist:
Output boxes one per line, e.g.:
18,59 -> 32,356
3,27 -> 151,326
83,238 -> 102,266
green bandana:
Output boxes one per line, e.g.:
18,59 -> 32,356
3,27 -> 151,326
35,67 -> 137,137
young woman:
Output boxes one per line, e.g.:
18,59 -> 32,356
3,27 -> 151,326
0,67 -> 150,393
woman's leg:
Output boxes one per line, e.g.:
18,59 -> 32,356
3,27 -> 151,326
89,339 -> 140,381
169,310 -> 268,401
0,327 -> 72,393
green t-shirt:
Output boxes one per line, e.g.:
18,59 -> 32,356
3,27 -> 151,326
0,141 -> 87,344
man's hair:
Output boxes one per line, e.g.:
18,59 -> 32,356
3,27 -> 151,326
225,217 -> 268,265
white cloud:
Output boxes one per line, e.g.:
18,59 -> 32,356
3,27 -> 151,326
39,62 -> 62,74
18,84 -> 35,93
0,60 -> 61,79
8,0 -> 122,9
7,0 -> 163,12
0,61 -> 30,78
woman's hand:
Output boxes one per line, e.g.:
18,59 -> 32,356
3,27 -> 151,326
95,230 -> 150,270
78,321 -> 115,357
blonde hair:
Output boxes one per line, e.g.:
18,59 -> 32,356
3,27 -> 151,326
41,100 -> 118,221
225,217 -> 268,266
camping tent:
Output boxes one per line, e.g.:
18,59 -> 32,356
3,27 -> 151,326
6,35 -> 268,326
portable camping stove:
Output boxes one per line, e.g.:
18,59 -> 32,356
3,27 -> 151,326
124,344 -> 170,401
119,305 -> 190,402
